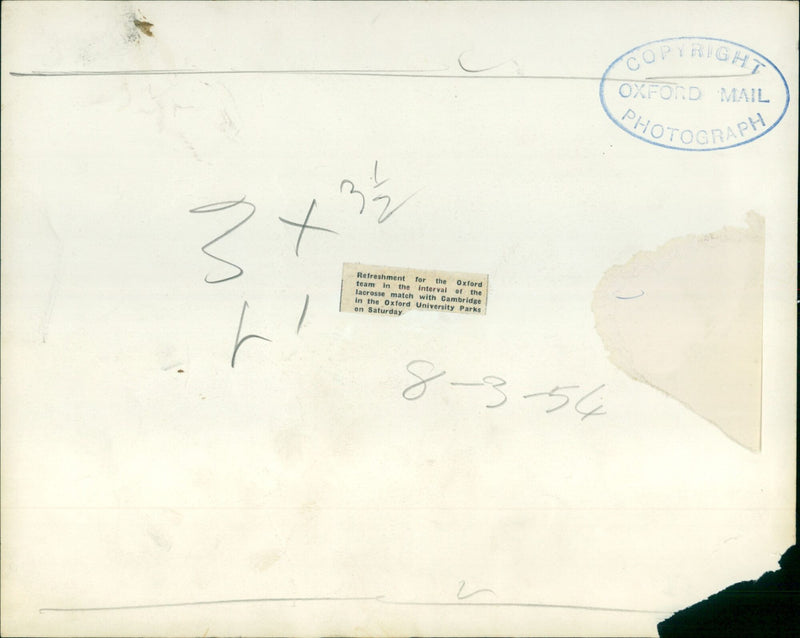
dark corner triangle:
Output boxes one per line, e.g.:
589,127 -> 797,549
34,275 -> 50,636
657,544 -> 800,637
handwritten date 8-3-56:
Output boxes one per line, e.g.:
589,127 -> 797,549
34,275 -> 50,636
402,359 -> 606,422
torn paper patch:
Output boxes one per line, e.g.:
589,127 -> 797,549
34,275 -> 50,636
592,212 -> 765,451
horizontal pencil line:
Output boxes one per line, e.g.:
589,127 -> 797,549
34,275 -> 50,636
40,596 -> 379,613
39,595 -> 670,614
9,69 -> 753,82
645,73 -> 759,80
4,505 -> 790,510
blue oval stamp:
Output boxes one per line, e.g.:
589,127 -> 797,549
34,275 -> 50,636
600,37 -> 789,151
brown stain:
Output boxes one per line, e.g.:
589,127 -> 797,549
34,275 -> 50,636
134,18 -> 155,37
177,369 -> 184,374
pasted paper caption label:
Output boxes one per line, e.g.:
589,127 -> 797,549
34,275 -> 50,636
340,263 -> 488,317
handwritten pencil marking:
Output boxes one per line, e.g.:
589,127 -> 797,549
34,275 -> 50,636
456,580 -> 496,600
296,294 -> 310,334
278,199 -> 338,257
231,301 -> 271,368
615,290 -> 645,300
190,197 -> 255,284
